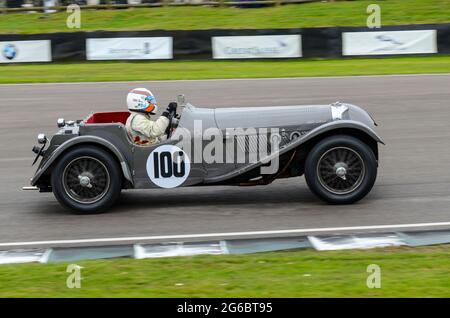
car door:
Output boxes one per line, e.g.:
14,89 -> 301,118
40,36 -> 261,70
132,135 -> 206,189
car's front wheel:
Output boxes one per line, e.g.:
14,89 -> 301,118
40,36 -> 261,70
304,135 -> 378,204
51,146 -> 122,214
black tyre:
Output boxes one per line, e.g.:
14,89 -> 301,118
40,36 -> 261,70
304,135 -> 377,204
51,146 -> 122,214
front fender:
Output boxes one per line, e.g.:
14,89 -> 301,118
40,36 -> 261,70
291,119 -> 385,147
31,135 -> 133,186
204,119 -> 383,184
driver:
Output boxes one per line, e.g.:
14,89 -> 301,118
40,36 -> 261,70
125,88 -> 176,146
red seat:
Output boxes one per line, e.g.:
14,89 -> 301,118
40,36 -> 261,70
85,112 -> 131,125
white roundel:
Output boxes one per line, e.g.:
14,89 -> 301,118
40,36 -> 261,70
147,145 -> 191,188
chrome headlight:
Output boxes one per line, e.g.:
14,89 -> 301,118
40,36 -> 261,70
331,104 -> 349,120
57,118 -> 65,128
37,133 -> 47,145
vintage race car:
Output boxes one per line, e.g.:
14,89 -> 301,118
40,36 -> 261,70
25,95 -> 383,213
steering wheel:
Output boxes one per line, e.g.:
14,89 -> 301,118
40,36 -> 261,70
165,103 -> 178,139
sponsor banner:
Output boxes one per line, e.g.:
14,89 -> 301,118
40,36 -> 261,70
212,35 -> 302,59
0,40 -> 52,63
43,0 -> 57,13
86,37 -> 173,60
342,30 -> 437,56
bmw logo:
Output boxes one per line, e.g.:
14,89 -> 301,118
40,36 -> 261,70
3,44 -> 17,60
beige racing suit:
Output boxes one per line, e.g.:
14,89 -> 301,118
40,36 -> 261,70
126,112 -> 169,146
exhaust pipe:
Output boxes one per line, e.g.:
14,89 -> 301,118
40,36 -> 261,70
22,186 -> 39,191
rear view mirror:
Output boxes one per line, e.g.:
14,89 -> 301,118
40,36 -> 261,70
177,94 -> 186,107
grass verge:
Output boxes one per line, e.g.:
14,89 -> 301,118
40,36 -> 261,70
0,245 -> 449,297
0,56 -> 449,84
0,0 -> 449,34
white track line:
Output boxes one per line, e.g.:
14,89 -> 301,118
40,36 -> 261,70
1,222 -> 449,247
0,73 -> 449,86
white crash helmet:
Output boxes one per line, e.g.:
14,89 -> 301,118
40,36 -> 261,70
126,88 -> 158,114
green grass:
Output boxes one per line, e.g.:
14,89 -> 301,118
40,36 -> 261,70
0,56 -> 449,84
0,0 -> 449,34
0,245 -> 449,297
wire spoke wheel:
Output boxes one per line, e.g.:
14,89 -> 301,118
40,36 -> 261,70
62,156 -> 111,204
316,146 -> 365,195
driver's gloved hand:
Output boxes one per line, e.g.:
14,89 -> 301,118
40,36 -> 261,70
167,102 -> 177,113
162,102 -> 177,118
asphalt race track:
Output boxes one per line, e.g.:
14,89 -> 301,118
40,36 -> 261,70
0,74 -> 449,248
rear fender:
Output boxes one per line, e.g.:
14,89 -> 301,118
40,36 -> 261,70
31,136 -> 133,186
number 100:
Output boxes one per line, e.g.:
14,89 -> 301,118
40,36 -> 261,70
153,151 -> 186,178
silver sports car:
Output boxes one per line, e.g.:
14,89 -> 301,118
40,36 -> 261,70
25,95 -> 383,214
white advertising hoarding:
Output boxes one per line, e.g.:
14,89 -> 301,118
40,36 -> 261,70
342,30 -> 437,56
0,40 -> 52,63
86,37 -> 173,60
212,35 -> 302,59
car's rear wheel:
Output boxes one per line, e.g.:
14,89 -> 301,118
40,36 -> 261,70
304,135 -> 377,204
51,146 -> 122,214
